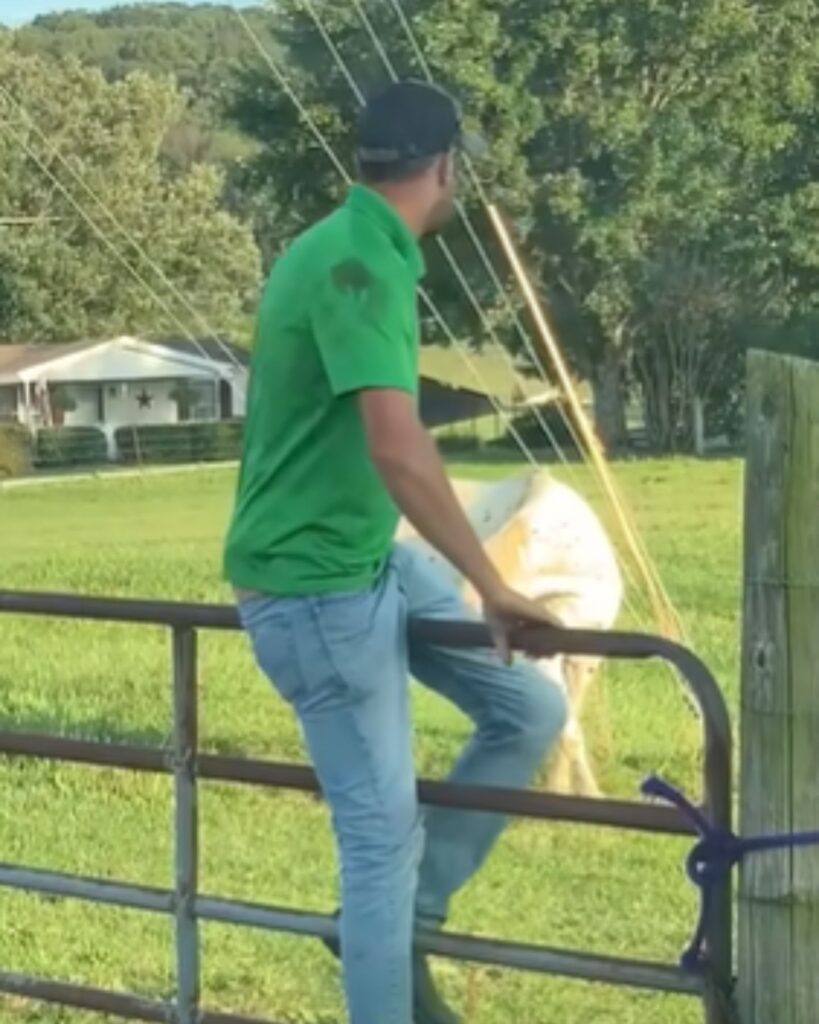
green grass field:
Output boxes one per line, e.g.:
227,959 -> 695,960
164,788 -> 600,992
0,457 -> 743,1023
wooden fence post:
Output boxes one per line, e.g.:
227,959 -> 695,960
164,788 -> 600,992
738,350 -> 819,1024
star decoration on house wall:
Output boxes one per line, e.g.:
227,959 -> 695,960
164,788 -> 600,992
136,389 -> 153,409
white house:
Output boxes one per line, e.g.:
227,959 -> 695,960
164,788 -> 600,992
0,336 -> 248,455
0,335 -> 570,469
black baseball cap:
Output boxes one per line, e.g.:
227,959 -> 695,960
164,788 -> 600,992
355,79 -> 486,168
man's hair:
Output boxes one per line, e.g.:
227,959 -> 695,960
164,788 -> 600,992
356,152 -> 443,185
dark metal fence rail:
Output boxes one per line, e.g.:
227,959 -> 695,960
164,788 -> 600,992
0,590 -> 733,1024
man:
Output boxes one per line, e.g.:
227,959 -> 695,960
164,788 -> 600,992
224,79 -> 567,1024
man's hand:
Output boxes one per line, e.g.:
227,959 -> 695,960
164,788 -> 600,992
480,581 -> 563,665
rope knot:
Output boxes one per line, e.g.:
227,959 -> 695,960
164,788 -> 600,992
641,774 -> 819,973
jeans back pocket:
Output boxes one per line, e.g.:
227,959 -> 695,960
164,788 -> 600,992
239,597 -> 303,704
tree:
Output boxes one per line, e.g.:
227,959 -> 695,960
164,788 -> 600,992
6,0 -> 819,449
630,247 -> 748,451
97,0 -> 816,452
505,0 -> 819,448
225,0 -> 544,368
12,4 -> 279,175
0,50 -> 261,343
395,0 -> 819,450
14,3 -> 279,94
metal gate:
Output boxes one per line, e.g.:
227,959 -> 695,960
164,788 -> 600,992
0,590 -> 733,1023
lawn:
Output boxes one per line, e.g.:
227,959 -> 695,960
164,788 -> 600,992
0,456 -> 743,1023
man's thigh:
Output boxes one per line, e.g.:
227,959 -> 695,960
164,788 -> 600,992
239,565 -> 418,846
391,541 -> 564,732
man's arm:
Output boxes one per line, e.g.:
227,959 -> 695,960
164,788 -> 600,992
361,388 -> 503,597
359,388 -> 560,660
309,260 -> 560,657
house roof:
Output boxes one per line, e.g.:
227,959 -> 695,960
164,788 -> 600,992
0,342 -> 95,377
0,337 -> 244,383
152,336 -> 251,367
419,376 -> 496,427
418,345 -> 557,406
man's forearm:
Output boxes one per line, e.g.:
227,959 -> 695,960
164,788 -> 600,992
373,426 -> 503,600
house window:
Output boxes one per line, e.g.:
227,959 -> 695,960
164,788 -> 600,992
189,381 -> 217,421
0,385 -> 17,422
173,380 -> 217,422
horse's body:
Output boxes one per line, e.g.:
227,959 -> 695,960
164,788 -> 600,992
397,470 -> 622,795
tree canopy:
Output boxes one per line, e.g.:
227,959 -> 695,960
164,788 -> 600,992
4,0 -> 819,451
225,0 -> 819,448
0,47 -> 260,343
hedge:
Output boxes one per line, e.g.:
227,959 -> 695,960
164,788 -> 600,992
0,424 -> 33,478
437,434 -> 483,454
34,426 -> 109,468
115,419 -> 243,465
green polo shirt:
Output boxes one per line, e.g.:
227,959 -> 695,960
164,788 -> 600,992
223,184 -> 425,595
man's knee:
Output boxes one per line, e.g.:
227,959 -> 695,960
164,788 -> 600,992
338,797 -> 425,884
505,663 -> 569,754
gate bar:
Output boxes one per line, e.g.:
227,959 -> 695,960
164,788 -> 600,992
0,971 -> 282,1024
172,626 -> 199,1024
0,590 -> 733,1023
0,730 -> 697,836
0,864 -> 705,997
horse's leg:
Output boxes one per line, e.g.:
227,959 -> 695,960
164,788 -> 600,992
535,654 -> 575,793
562,656 -> 602,797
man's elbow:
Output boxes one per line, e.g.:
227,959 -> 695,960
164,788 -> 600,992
367,431 -> 415,482
358,388 -> 421,480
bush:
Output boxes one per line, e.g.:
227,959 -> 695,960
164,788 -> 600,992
115,419 -> 243,465
34,427 -> 108,469
437,434 -> 482,454
0,424 -> 33,478
210,419 -> 244,460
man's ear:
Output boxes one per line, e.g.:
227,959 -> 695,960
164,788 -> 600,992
436,150 -> 455,188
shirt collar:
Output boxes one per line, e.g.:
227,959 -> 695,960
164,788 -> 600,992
346,183 -> 426,280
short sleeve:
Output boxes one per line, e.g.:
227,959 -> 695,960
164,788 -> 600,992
310,256 -> 415,397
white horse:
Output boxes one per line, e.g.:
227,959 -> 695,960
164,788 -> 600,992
397,469 -> 623,797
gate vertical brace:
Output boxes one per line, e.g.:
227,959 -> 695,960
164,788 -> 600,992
172,626 -> 200,1024
703,764 -> 735,1024
702,660 -> 735,1024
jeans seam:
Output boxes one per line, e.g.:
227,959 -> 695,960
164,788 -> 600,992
304,598 -> 408,1021
344,700 -> 406,1023
306,595 -> 359,696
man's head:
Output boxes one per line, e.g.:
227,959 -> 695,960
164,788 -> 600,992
355,79 -> 484,237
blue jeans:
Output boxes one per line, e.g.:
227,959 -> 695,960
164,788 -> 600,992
238,543 -> 567,1024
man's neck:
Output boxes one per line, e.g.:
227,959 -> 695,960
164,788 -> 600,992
367,184 -> 425,238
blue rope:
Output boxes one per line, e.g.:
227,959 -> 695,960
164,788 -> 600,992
642,775 -> 819,973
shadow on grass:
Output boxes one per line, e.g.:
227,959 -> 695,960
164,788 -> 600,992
0,709 -> 313,780
0,708 -> 172,749
0,710 -> 322,810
